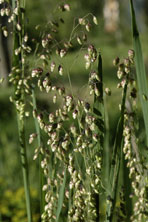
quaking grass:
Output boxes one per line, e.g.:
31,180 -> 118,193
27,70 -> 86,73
6,1 -> 148,221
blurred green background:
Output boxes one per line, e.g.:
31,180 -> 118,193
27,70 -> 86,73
0,0 -> 148,221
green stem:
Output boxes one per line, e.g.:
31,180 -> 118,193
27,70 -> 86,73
12,0 -> 32,221
17,115 -> 32,222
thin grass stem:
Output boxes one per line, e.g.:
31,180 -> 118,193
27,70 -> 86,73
12,0 -> 32,221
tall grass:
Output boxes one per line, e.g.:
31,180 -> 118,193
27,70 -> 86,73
1,0 -> 148,222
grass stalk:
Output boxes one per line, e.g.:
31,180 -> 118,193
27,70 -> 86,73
12,0 -> 32,221
17,114 -> 32,222
130,0 -> 148,146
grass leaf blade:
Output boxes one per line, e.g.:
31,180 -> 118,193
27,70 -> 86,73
130,0 -> 148,146
106,79 -> 128,222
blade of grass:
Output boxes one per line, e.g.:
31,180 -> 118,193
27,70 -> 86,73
103,94 -> 110,190
106,78 -> 128,222
130,0 -> 148,146
93,53 -> 104,221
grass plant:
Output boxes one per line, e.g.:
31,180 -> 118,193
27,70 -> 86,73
0,0 -> 148,222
